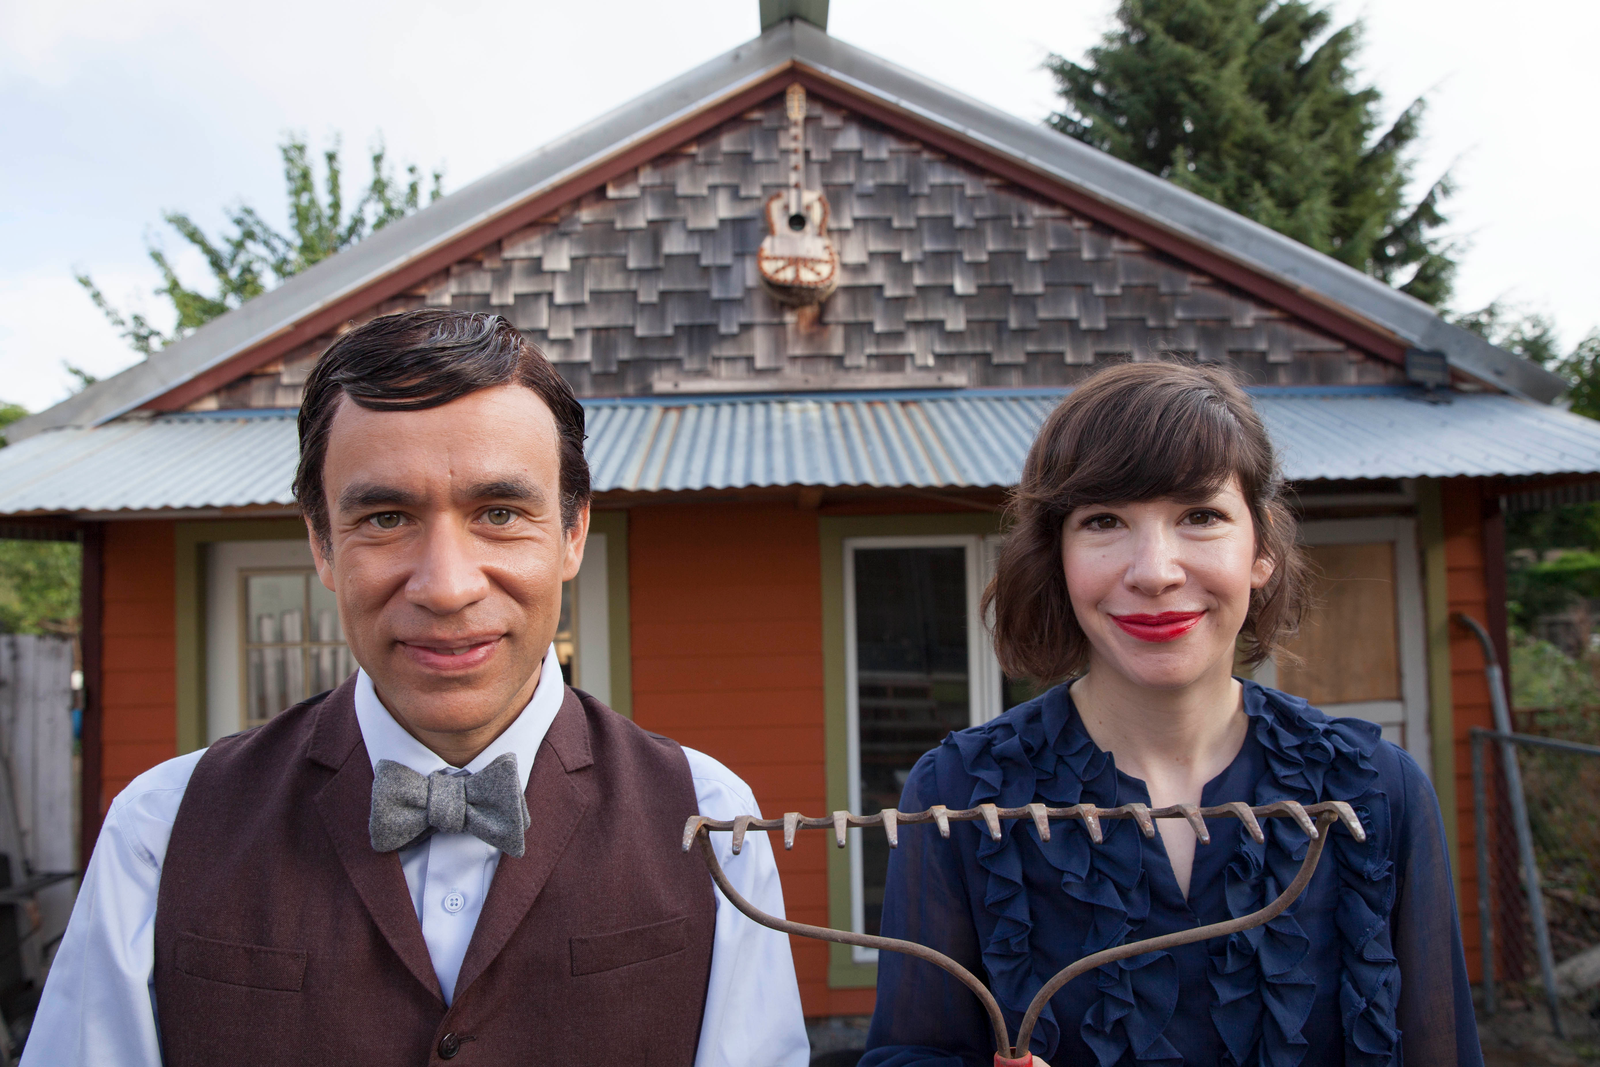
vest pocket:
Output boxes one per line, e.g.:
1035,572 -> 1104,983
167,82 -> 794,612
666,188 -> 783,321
569,915 -> 688,976
175,932 -> 307,992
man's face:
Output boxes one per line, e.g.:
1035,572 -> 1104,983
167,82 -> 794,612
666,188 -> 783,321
310,383 -> 587,755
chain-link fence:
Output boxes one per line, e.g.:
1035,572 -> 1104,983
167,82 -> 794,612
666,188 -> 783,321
1472,722 -> 1600,1035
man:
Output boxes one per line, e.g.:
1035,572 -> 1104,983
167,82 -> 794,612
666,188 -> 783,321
26,310 -> 809,1065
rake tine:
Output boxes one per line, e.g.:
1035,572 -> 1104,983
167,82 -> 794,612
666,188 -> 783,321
833,811 -> 850,848
731,814 -> 753,855
1126,803 -> 1156,838
1066,805 -> 1104,844
931,805 -> 952,839
783,812 -> 801,850
682,815 -> 709,853
1325,800 -> 1366,842
1027,803 -> 1051,842
979,804 -> 1003,841
1278,801 -> 1318,839
881,808 -> 899,848
1223,801 -> 1264,843
1177,804 -> 1210,845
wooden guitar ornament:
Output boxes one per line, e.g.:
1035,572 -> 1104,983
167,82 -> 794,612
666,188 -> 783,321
757,84 -> 839,306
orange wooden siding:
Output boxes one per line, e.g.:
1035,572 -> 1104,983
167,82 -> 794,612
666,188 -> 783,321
626,502 -> 866,1016
1441,478 -> 1494,981
100,520 -> 178,809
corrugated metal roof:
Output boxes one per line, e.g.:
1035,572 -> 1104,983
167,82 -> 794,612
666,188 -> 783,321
2,389 -> 1599,516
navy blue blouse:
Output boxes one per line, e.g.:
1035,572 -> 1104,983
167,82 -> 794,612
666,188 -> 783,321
861,681 -> 1482,1067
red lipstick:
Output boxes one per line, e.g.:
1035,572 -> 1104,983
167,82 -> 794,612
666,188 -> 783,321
1111,611 -> 1204,643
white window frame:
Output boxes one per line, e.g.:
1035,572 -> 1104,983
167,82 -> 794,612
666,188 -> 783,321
1257,517 -> 1430,766
842,534 -> 1004,962
207,540 -> 321,743
205,534 -> 611,741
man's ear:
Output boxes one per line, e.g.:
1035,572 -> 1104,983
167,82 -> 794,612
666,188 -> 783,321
309,520 -> 336,592
561,502 -> 591,583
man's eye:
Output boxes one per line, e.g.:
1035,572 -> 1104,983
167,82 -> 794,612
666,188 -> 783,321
370,513 -> 403,530
484,508 -> 515,526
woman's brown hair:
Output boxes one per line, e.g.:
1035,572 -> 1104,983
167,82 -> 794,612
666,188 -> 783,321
984,360 -> 1307,682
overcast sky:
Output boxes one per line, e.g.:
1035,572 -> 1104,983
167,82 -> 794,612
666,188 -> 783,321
2,0 -> 1594,413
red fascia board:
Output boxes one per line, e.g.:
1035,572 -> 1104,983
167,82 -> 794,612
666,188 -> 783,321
143,60 -> 1407,413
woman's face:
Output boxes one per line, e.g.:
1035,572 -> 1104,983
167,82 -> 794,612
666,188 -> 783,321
1061,477 -> 1275,692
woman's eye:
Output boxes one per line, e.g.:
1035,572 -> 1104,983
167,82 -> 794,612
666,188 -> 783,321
370,513 -> 403,530
484,508 -> 515,527
1084,514 -> 1120,531
1184,509 -> 1224,526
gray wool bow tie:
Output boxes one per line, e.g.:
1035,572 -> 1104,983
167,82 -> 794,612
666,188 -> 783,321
369,753 -> 532,857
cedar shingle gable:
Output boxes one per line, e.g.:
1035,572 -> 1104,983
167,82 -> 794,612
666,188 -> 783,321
190,96 -> 1393,412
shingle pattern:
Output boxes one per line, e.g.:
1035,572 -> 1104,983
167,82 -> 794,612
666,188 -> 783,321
201,96 -> 1394,411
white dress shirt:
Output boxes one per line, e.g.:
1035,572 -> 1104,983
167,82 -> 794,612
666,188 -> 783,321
24,646 -> 809,1067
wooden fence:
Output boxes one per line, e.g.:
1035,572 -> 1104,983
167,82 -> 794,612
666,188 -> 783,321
0,635 -> 75,990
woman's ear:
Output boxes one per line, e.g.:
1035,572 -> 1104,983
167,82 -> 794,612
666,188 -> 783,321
1250,550 -> 1276,591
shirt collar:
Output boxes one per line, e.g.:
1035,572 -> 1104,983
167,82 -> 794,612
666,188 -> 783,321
353,643 -> 565,792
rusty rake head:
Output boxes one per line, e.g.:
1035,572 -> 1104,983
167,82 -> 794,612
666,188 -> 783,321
683,798 -> 1365,856
683,799 -> 1365,1065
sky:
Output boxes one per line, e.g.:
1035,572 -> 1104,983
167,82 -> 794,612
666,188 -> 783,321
1,0 -> 1595,413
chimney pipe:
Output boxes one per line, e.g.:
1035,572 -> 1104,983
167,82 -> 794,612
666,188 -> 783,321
760,0 -> 828,32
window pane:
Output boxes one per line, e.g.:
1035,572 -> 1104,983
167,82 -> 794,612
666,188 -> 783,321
556,580 -> 575,685
853,546 -> 970,937
1278,542 -> 1401,705
309,579 -> 343,643
247,574 -> 305,645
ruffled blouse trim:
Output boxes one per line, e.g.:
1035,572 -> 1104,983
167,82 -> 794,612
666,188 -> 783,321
947,680 -> 1401,1066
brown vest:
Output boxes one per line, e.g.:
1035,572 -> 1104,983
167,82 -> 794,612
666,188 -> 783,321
152,678 -> 715,1066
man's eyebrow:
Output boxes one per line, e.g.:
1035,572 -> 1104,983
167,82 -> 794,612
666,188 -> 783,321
337,483 -> 423,514
462,478 -> 546,506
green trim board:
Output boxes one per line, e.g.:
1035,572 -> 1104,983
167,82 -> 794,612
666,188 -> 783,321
1415,479 -> 1459,889
589,509 -> 632,718
174,518 -> 310,755
818,512 -> 1002,989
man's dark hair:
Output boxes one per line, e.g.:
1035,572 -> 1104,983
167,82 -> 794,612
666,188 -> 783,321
983,360 -> 1307,682
294,309 -> 590,550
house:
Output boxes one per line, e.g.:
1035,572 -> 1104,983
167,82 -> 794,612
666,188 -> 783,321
4,2 -> 1599,1017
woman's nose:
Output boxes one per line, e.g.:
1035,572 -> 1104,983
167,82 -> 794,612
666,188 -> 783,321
1123,525 -> 1186,596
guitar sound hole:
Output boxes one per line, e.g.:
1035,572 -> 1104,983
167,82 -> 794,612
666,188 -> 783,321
788,213 -> 808,232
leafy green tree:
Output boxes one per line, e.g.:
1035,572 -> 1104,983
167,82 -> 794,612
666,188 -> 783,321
1455,303 -> 1600,419
78,134 -> 443,357
0,405 -> 80,635
1047,0 -> 1457,305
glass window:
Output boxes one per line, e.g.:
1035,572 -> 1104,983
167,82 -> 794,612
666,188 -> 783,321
556,580 -> 575,685
243,571 -> 355,727
852,545 -> 973,937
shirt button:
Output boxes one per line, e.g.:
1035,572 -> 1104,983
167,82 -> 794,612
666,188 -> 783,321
442,889 -> 466,914
438,1032 -> 461,1059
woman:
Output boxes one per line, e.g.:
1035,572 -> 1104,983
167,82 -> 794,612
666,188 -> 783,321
862,363 -> 1479,1067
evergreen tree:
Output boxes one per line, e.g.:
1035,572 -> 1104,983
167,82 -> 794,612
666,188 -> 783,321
78,134 -> 443,357
1047,0 -> 1456,305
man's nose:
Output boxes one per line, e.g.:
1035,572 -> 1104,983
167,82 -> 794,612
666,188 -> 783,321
1123,524 -> 1186,596
405,523 -> 491,615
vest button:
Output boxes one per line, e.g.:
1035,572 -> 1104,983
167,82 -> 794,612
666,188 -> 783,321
438,1032 -> 461,1059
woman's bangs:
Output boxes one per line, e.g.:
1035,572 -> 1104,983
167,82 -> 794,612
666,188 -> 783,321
1064,395 -> 1248,510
